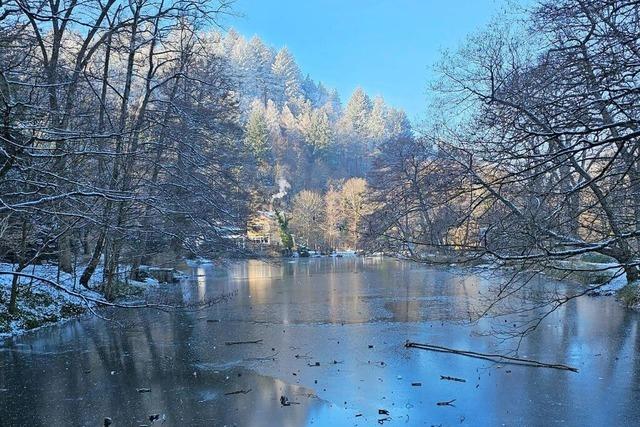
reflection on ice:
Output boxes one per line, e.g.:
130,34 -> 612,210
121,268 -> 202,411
1,258 -> 639,426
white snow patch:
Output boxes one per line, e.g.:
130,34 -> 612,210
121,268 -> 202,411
0,261 -> 156,338
587,264 -> 628,296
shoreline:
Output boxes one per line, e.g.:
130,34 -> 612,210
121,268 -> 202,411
2,255 -> 638,340
0,262 -> 161,340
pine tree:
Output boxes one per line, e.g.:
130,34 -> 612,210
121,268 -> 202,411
386,108 -> 412,139
341,87 -> 372,138
245,102 -> 271,160
315,82 -> 330,108
275,210 -> 294,252
222,29 -> 242,54
323,88 -> 342,122
272,47 -> 302,106
302,74 -> 319,106
229,35 -> 252,110
305,109 -> 332,155
264,99 -> 281,135
280,103 -> 298,132
249,36 -> 276,106
368,96 -> 388,141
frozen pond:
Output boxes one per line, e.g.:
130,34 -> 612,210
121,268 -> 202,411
1,257 -> 639,426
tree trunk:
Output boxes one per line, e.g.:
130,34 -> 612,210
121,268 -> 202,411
624,264 -> 639,284
8,265 -> 25,315
103,240 -> 120,301
79,230 -> 106,288
59,232 -> 73,273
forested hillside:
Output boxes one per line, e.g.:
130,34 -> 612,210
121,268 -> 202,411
0,0 -> 408,324
215,30 -> 410,252
219,30 -> 411,194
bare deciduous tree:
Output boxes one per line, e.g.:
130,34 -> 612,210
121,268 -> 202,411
364,0 -> 640,335
0,0 -> 248,308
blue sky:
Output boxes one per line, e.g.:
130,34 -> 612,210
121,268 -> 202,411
227,0 -> 512,121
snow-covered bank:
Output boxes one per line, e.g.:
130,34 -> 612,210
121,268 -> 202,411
184,257 -> 214,267
460,257 -> 639,309
0,263 -> 159,338
547,260 -> 638,304
584,265 -> 627,296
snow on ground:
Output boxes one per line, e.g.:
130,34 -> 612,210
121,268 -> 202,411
0,262 -> 158,338
331,250 -> 357,257
588,266 -> 628,295
185,257 -> 214,267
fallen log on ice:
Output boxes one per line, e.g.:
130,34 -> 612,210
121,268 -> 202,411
405,341 -> 578,372
225,389 -> 252,396
225,339 -> 263,345
440,375 -> 466,382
